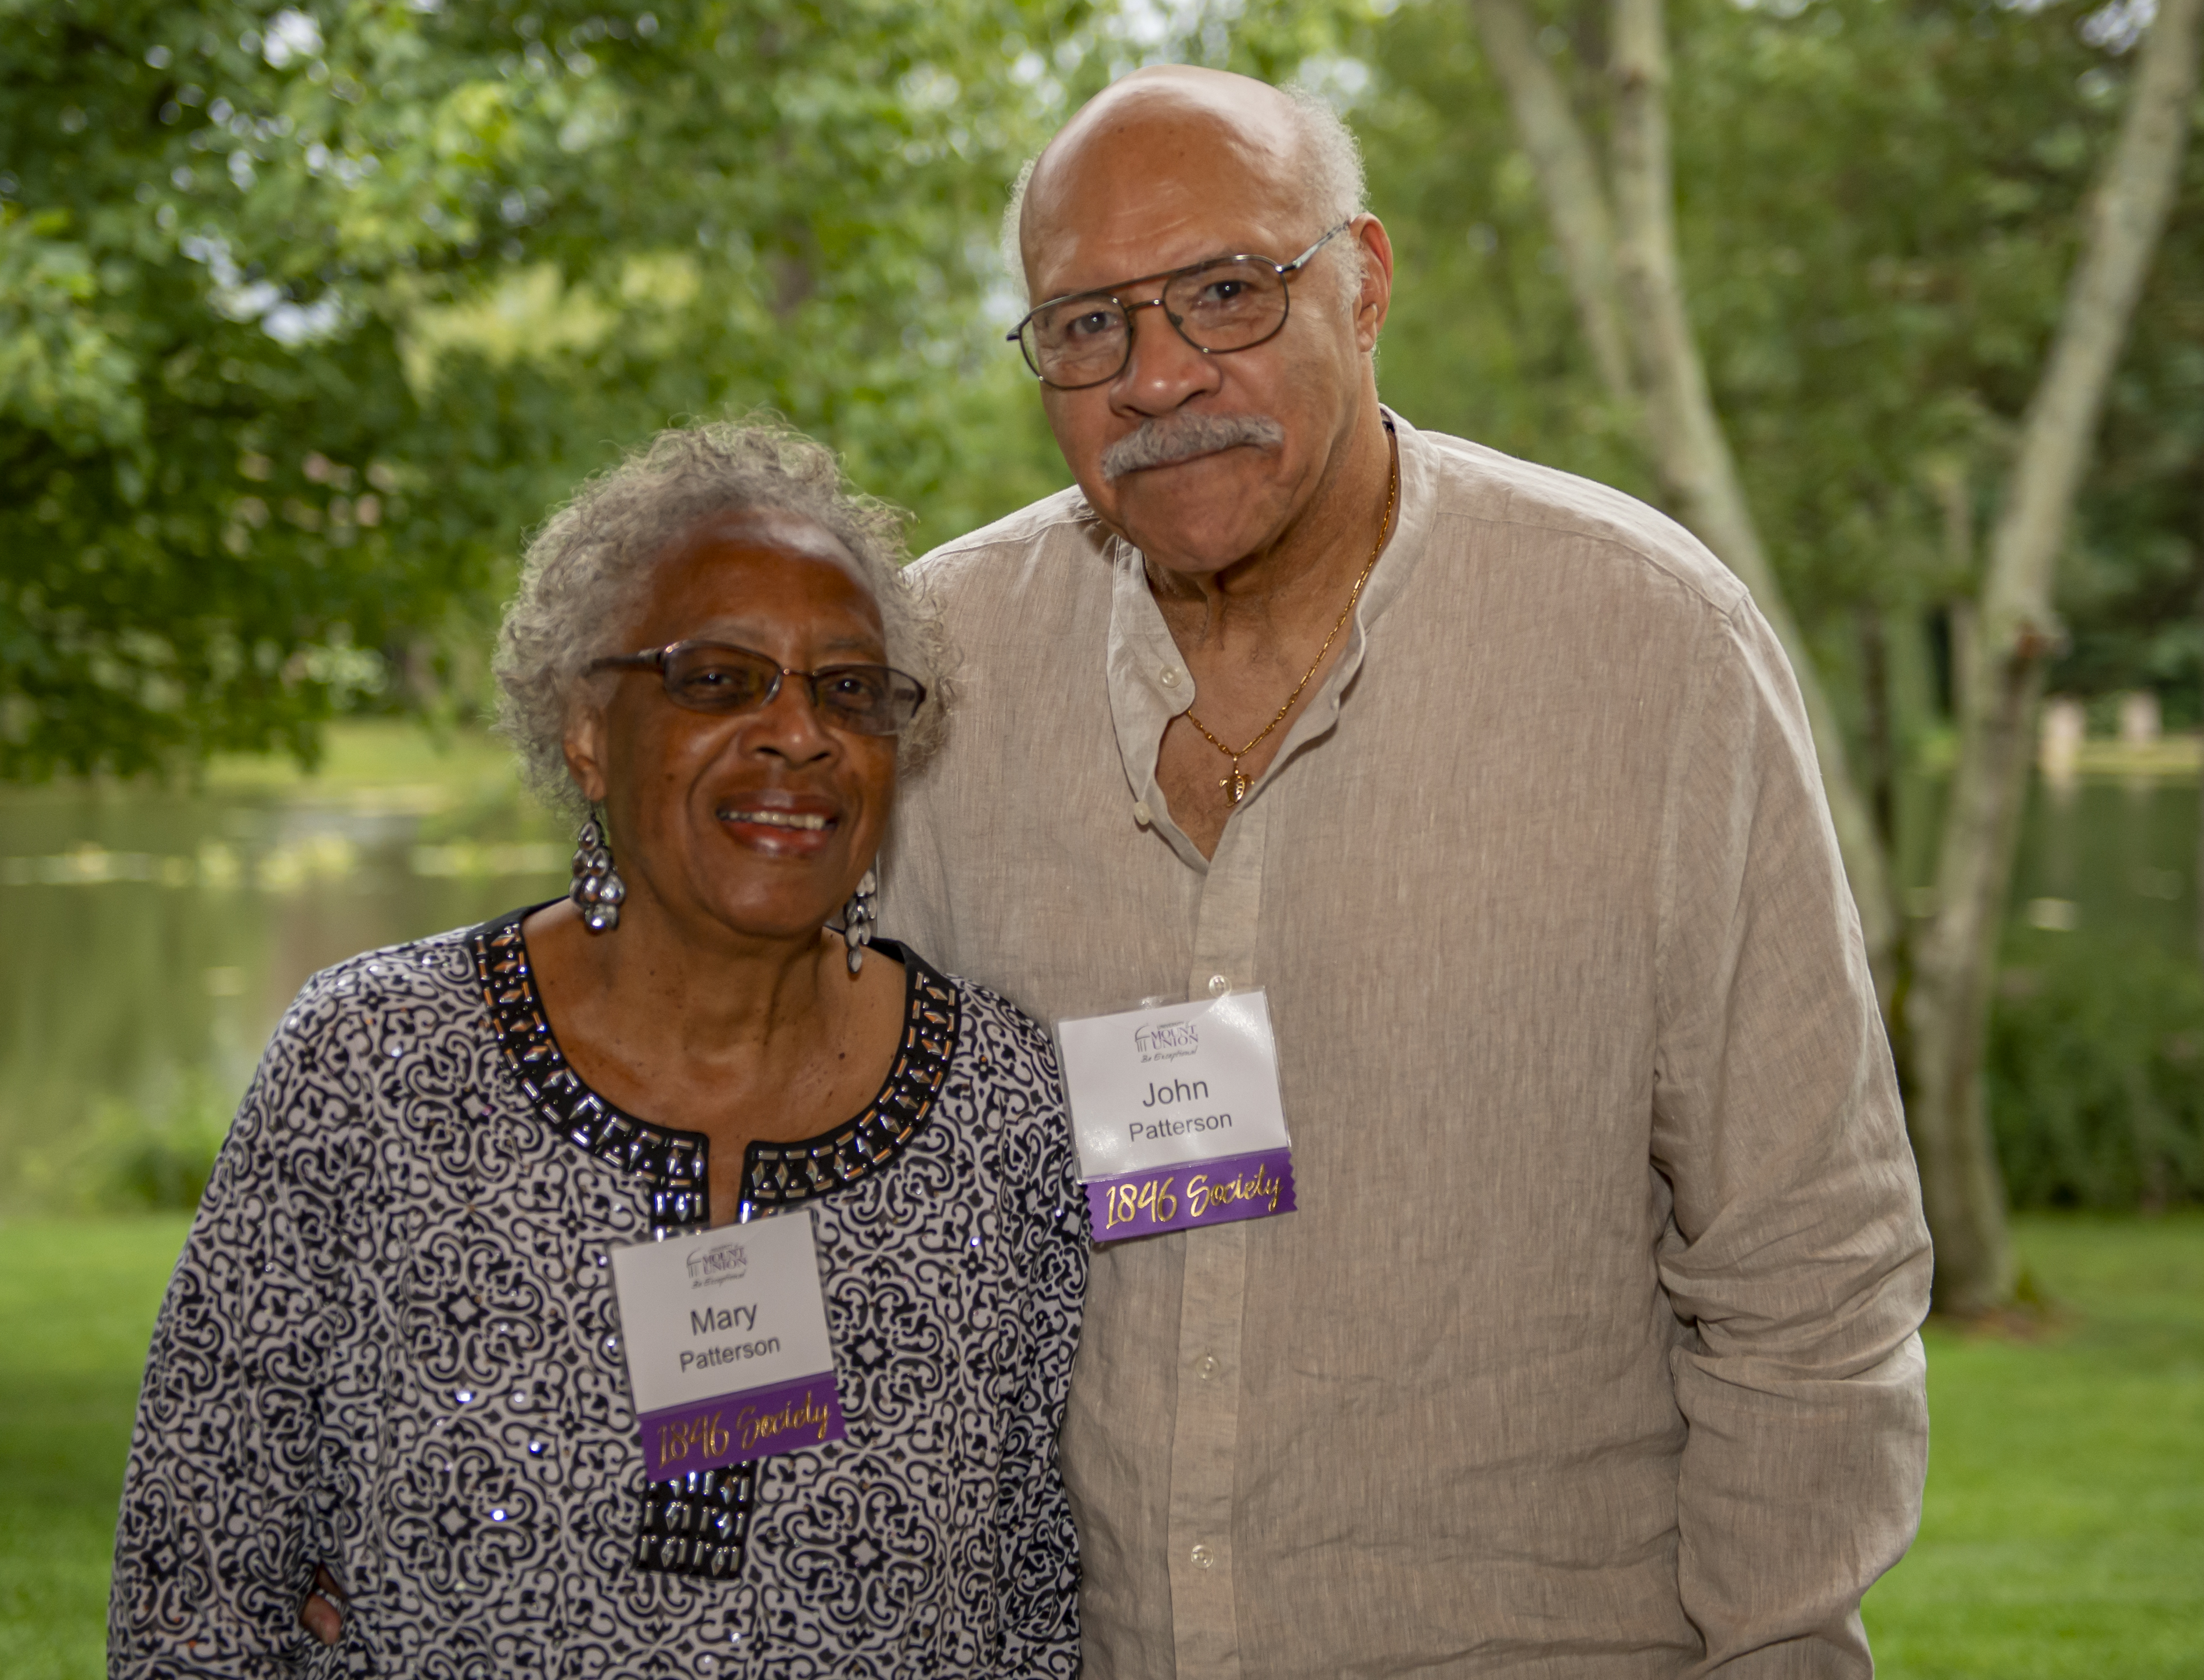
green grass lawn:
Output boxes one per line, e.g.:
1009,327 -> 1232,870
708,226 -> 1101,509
0,1215 -> 192,1680
2,1213 -> 2198,1677
1862,1214 -> 2204,1677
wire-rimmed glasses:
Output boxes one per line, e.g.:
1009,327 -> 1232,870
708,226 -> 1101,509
1007,221 -> 1350,391
587,641 -> 928,736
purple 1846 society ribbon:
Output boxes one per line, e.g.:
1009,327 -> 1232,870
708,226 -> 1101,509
1083,1147 -> 1296,1242
639,1374 -> 845,1480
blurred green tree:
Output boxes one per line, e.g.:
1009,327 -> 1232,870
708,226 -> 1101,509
1355,0 -> 2203,725
1,0 -> 1080,779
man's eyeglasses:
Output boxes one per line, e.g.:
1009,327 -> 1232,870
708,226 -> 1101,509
1007,222 -> 1351,391
587,641 -> 928,736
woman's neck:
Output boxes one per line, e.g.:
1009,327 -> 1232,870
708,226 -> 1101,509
520,895 -> 908,1220
560,895 -> 850,1059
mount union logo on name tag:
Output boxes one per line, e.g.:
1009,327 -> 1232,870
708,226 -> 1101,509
1134,1019 -> 1199,1055
687,1238 -> 748,1290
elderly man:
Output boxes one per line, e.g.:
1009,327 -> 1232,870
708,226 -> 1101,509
886,64 -> 1931,1678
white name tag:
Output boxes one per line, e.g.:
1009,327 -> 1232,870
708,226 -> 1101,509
608,1212 -> 845,1478
1056,991 -> 1297,1241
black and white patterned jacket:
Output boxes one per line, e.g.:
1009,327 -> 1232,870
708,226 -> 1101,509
109,913 -> 1087,1679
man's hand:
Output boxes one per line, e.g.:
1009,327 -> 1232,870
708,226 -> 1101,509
300,1564 -> 348,1646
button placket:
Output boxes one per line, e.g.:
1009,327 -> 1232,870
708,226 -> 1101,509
1164,795 -> 1269,1679
1167,1220 -> 1249,1675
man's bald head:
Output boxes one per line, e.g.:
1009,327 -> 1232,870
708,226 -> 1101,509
999,64 -> 1394,584
1002,67 -> 1365,294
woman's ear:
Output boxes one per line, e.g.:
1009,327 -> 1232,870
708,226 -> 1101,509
562,691 -> 611,807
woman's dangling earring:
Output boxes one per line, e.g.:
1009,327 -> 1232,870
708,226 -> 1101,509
841,868 -> 878,974
571,810 -> 626,934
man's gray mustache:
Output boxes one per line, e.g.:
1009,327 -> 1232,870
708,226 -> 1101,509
1100,414 -> 1287,481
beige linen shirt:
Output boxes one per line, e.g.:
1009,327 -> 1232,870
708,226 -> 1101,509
883,412 -> 1931,1678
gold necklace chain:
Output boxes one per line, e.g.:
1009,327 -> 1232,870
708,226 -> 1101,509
1184,435 -> 1399,808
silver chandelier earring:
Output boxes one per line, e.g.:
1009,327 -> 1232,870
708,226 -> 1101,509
841,868 -> 878,974
571,810 -> 626,934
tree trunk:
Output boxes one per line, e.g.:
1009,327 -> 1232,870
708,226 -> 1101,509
1464,0 -> 1636,407
1903,645 -> 2042,1313
1903,0 -> 2203,1314
1473,0 -> 2202,1314
1604,0 -> 1899,1001
1466,0 -> 1900,996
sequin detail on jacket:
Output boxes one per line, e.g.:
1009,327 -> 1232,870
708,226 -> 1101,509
109,916 -> 1086,1678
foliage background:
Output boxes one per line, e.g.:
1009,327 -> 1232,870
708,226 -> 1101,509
8,0 -> 2199,763
4,0 -> 2202,1215
3,3 -> 2202,1675
2,0 -> 1088,779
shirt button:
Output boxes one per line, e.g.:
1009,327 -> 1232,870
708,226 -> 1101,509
1207,973 -> 1229,995
1191,1543 -> 1215,1570
1160,667 -> 1182,687
1133,801 -> 1153,827
1196,1354 -> 1220,1381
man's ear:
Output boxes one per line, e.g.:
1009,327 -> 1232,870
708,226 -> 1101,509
562,689 -> 612,807
1351,214 -> 1394,352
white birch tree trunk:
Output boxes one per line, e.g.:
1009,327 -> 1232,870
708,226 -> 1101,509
1468,0 -> 2202,1312
1905,0 -> 2203,1313
1604,0 -> 1898,1002
1464,0 -> 1636,407
1467,0 -> 1900,998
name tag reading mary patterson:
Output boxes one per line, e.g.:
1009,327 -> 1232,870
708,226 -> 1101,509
1057,990 -> 1296,1242
608,1212 -> 845,1480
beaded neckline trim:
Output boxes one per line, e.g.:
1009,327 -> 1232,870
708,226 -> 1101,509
469,913 -> 710,1233
466,908 -> 962,1583
735,953 -> 959,1222
467,909 -> 960,1227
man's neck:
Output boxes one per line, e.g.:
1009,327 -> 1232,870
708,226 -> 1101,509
1144,406 -> 1394,654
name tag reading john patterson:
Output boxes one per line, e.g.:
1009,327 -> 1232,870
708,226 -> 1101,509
608,1212 -> 845,1480
1057,991 -> 1297,1243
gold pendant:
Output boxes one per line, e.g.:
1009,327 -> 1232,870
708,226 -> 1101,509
1221,768 -> 1249,806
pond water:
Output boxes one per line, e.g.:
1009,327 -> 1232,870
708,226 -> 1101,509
1,728 -> 2197,1211
2010,774 -> 2199,953
0,728 -> 569,1211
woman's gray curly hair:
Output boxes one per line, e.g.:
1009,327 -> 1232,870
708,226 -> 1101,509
495,419 -> 950,819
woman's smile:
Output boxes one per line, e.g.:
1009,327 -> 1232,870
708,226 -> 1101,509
714,790 -> 843,856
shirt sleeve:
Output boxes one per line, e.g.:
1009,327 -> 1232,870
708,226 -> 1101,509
108,991 -> 359,1678
979,1002 -> 1090,1679
1649,597 -> 1933,1678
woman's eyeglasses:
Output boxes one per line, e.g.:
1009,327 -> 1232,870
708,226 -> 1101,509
588,641 -> 928,736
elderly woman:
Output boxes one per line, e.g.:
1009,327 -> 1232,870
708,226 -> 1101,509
108,423 -> 1085,1677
